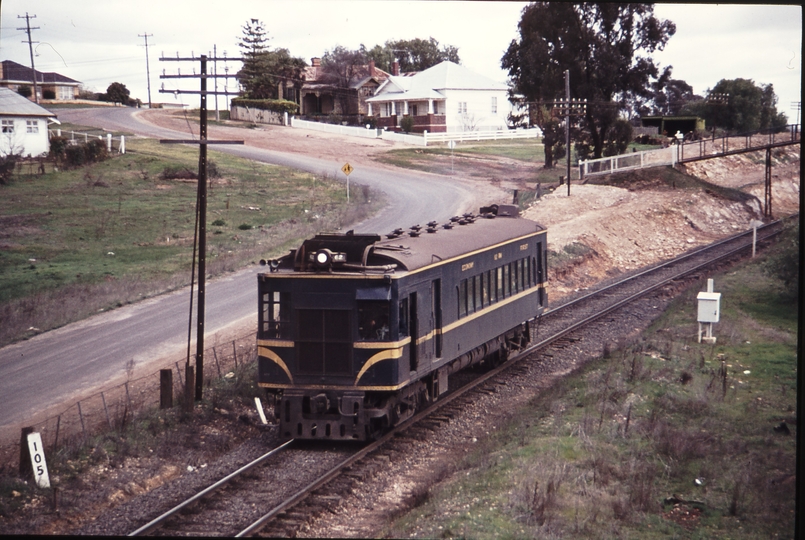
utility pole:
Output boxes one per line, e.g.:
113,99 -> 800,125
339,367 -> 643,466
159,52 -> 244,403
17,13 -> 40,104
138,32 -> 154,108
565,70 -> 570,196
548,71 -> 586,196
213,45 -> 219,121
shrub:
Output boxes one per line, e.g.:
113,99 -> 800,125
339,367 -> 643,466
84,139 -> 108,162
160,166 -> 197,180
212,219 -> 226,227
43,89 -> 56,100
400,115 -> 415,133
49,136 -> 69,161
0,153 -> 19,185
17,86 -> 32,98
64,144 -> 87,167
230,98 -> 299,114
238,224 -> 252,230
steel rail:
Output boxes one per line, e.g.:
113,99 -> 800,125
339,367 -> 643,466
545,217 -> 787,317
128,439 -> 295,536
234,216 -> 790,537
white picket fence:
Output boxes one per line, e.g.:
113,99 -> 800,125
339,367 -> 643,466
579,146 -> 676,178
289,116 -> 541,147
49,129 -> 126,154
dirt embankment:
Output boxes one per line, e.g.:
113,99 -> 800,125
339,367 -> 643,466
522,147 -> 799,297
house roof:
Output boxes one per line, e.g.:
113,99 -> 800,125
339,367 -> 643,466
0,87 -> 58,117
302,61 -> 390,90
0,60 -> 80,85
366,61 -> 507,103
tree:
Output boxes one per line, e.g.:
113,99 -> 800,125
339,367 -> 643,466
502,3 -> 676,160
319,46 -> 370,114
361,37 -> 461,73
104,82 -> 131,104
680,79 -> 788,133
236,19 -> 306,100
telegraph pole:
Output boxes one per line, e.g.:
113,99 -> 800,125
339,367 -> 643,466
159,52 -> 244,403
565,70 -> 570,195
138,32 -> 154,108
17,13 -> 40,103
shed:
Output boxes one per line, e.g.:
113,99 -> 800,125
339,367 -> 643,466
640,116 -> 705,137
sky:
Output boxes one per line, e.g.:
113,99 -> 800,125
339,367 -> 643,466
1,1 -> 801,121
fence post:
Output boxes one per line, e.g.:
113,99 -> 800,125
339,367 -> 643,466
106,133 -> 112,152
77,401 -> 86,439
184,365 -> 194,412
119,136 -> 125,154
233,341 -> 238,369
175,362 -> 184,387
101,392 -> 112,429
19,426 -> 34,478
160,369 -> 173,409
52,415 -> 61,453
213,347 -> 222,377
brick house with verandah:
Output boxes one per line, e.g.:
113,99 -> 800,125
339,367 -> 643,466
288,58 -> 391,121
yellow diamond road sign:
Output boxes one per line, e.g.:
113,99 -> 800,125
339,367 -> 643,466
341,163 -> 354,176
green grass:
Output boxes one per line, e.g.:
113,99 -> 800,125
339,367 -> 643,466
0,138 -> 377,345
383,233 -> 797,539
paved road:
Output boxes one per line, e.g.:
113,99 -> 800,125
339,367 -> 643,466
0,108 -> 479,434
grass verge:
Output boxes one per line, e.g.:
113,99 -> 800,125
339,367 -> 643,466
0,137 -> 381,346
384,224 -> 797,539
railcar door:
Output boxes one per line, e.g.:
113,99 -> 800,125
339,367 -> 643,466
408,292 -> 418,372
431,279 -> 442,358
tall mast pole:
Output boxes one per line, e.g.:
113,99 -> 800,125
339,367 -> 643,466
17,13 -> 40,104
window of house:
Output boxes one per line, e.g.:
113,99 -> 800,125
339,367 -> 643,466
411,104 -> 418,116
385,103 -> 392,117
458,102 -> 467,114
433,101 -> 439,114
26,120 -> 39,134
1,120 -> 13,133
491,96 -> 497,114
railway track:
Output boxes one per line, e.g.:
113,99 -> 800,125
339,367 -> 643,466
127,217 -> 790,537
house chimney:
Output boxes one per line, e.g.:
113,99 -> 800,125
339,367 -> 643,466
369,59 -> 375,77
392,60 -> 400,76
311,57 -> 321,68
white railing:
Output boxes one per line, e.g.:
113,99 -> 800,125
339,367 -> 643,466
380,131 -> 427,146
579,146 -> 676,178
49,129 -> 126,154
423,127 -> 541,144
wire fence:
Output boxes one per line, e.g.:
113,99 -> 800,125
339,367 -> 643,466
1,330 -> 258,469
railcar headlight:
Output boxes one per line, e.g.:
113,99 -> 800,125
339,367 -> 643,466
315,249 -> 332,266
333,252 -> 347,263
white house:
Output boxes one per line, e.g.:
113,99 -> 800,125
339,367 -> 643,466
0,87 -> 58,157
365,61 -> 513,133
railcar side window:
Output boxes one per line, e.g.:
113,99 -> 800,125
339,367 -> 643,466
473,275 -> 481,312
262,291 -> 290,338
399,298 -> 410,337
358,301 -> 390,341
458,281 -> 467,318
496,267 -> 503,300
